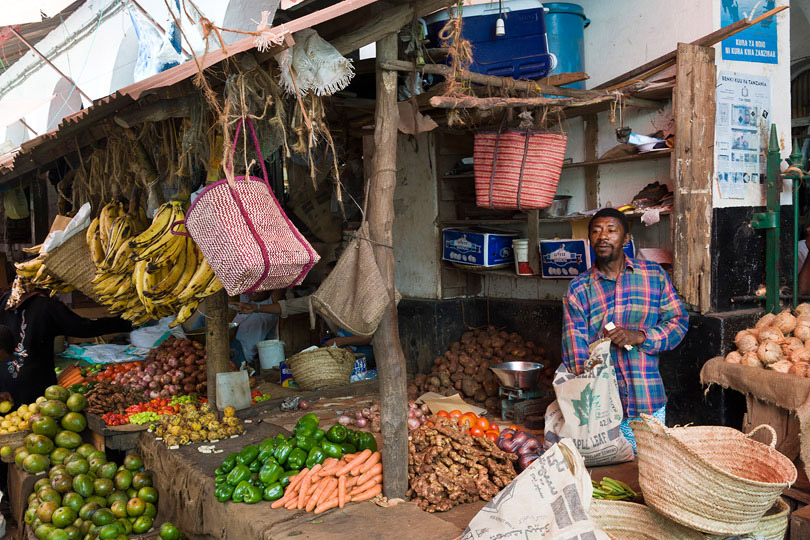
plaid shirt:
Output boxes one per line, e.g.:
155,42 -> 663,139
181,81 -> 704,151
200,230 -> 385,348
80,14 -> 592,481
561,257 -> 688,417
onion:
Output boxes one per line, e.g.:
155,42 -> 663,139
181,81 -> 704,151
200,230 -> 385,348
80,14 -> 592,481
356,417 -> 368,428
142,374 -> 153,383
362,408 -> 371,418
299,400 -> 310,410
149,390 -> 159,399
420,404 -> 430,414
145,365 -> 156,376
357,411 -> 365,420
725,351 -> 743,364
408,400 -> 416,409
407,418 -> 421,430
408,409 -> 415,419
512,432 -> 529,446
370,404 -> 380,413
414,409 -> 424,419
518,453 -> 538,470
337,415 -> 352,426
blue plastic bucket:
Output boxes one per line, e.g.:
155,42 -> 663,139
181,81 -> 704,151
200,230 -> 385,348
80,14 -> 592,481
544,3 -> 589,88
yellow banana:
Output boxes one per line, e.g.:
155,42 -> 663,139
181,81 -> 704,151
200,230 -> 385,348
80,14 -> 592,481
89,232 -> 105,268
15,257 -> 43,277
129,202 -> 180,250
196,275 -> 223,299
86,217 -> 99,247
176,257 -> 214,303
144,241 -> 189,300
133,260 -> 148,306
170,300 -> 199,328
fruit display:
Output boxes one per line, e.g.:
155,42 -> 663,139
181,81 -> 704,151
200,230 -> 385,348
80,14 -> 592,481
725,304 -> 810,376
407,415 -> 518,513
407,326 -> 550,412
591,477 -> 638,501
101,395 -> 207,427
0,400 -> 39,435
87,200 -> 222,327
251,390 -> 272,404
151,402 -> 244,447
435,410 -> 502,442
213,414 -> 376,508
495,427 -> 542,471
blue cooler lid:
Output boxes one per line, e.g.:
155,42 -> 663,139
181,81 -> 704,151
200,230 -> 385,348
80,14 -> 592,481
425,0 -> 545,24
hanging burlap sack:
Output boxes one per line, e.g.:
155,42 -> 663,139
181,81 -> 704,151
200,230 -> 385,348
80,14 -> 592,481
309,222 -> 391,337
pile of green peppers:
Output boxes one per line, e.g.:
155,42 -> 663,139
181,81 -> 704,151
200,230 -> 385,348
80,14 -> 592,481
212,413 -> 376,504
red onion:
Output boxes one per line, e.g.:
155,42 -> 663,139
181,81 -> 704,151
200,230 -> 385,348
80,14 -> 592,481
370,404 -> 380,413
361,408 -> 371,417
356,411 -> 365,420
414,409 -> 424,419
518,453 -> 538,470
356,417 -> 368,428
512,432 -> 529,446
420,404 -> 430,414
337,416 -> 352,425
408,409 -> 416,419
149,390 -> 159,399
407,418 -> 420,430
299,400 -> 310,410
142,374 -> 152,383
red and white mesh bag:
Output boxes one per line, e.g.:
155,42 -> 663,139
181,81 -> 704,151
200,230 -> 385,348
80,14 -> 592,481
182,119 -> 319,296
474,127 -> 567,210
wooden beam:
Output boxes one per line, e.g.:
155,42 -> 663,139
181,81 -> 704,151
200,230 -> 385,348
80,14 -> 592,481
528,210 -> 540,274
672,43 -> 715,313
113,97 -> 192,129
331,0 -> 452,55
369,33 -> 408,499
537,72 -> 589,87
429,94 -> 617,110
596,5 -> 788,90
583,114 -> 598,210
205,289 -> 230,408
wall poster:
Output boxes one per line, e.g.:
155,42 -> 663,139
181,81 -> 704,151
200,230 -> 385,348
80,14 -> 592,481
716,71 -> 771,200
720,0 -> 778,64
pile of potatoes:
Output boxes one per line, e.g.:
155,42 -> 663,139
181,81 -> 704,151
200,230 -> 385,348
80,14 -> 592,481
725,303 -> 810,376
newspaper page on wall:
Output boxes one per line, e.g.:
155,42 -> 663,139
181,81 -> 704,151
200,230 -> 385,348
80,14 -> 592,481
716,71 -> 771,200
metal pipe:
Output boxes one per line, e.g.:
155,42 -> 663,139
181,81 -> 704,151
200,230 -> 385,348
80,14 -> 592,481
8,28 -> 91,102
731,295 -> 810,304
794,175 -> 799,310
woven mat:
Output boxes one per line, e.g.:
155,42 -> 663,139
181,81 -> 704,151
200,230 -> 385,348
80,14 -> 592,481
43,227 -> 101,303
701,356 -> 810,478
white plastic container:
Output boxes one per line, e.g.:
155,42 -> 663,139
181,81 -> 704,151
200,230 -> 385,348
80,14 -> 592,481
257,339 -> 285,370
215,370 -> 252,411
512,239 -> 532,275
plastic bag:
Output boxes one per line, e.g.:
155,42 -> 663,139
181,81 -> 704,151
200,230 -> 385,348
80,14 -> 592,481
126,0 -> 182,82
129,316 -> 186,349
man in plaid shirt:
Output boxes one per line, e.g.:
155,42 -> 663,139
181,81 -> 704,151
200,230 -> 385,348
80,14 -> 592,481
561,208 -> 688,450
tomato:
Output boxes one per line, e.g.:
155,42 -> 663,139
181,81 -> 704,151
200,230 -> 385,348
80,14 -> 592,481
484,430 -> 499,441
459,412 -> 478,429
508,425 -> 520,432
449,410 -> 462,419
424,421 -> 434,427
475,417 -> 490,431
436,410 -> 450,419
468,427 -> 484,438
489,423 -> 500,432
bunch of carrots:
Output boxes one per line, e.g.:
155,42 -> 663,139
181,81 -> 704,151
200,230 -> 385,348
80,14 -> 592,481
56,364 -> 86,387
271,449 -> 383,514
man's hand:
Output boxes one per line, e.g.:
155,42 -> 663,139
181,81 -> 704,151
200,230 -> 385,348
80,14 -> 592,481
0,392 -> 14,406
229,302 -> 257,314
605,326 -> 646,348
323,337 -> 344,347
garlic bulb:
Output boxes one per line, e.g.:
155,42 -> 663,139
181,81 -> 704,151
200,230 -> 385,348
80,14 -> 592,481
782,337 -> 805,357
770,360 -> 793,374
756,313 -> 777,329
758,326 -> 784,343
793,348 -> 810,363
790,362 -> 810,376
725,351 -> 743,364
795,324 -> 810,341
798,315 -> 810,327
774,310 -> 798,334
757,341 -> 783,365
796,303 -> 810,317
742,352 -> 763,368
734,330 -> 758,353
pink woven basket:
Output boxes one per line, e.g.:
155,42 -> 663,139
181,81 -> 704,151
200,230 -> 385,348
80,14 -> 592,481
180,119 -> 319,296
474,127 -> 567,210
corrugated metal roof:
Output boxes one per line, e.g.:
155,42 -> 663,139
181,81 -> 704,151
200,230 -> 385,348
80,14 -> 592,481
0,0 -> 380,182
0,1 -> 84,71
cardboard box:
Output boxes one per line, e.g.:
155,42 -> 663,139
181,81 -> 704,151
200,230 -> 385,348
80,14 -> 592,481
540,236 -> 635,279
442,227 -> 519,267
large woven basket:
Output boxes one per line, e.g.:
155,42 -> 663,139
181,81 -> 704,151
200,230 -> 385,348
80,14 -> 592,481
706,497 -> 789,540
286,347 -> 355,390
43,227 -> 101,303
631,415 -> 796,536
589,500 -> 703,540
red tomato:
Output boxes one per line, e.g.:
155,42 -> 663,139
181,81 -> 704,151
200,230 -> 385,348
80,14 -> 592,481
469,427 -> 485,438
489,423 -> 500,432
459,412 -> 478,429
484,430 -> 499,441
449,410 -> 463,419
475,417 -> 490,431
436,410 -> 450,419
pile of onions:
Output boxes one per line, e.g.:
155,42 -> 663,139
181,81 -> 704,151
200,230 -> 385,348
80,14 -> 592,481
496,429 -> 543,471
335,401 -> 432,432
407,401 -> 431,431
112,336 -> 207,399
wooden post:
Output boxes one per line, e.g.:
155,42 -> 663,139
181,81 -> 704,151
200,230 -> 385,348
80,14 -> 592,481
205,289 -> 230,408
368,33 -> 408,499
583,114 -> 599,210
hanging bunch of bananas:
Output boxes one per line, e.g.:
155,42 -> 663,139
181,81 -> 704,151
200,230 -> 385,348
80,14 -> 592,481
88,200 -> 222,328
13,254 -> 75,294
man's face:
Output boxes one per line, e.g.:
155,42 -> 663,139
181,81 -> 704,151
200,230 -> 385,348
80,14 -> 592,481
589,217 -> 629,265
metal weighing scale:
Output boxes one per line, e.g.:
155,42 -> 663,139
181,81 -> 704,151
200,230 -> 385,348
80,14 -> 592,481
490,361 -> 551,424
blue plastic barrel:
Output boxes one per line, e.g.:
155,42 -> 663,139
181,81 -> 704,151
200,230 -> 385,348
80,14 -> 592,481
544,3 -> 589,88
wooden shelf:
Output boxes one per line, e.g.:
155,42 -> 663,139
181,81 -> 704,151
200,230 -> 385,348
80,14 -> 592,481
562,148 -> 672,169
537,209 -> 671,223
439,218 -> 527,227
442,262 -> 542,280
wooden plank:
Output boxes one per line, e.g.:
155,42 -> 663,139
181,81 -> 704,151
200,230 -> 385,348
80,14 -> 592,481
429,94 -> 620,110
528,210 -> 540,274
205,289 -> 231,409
538,72 -> 589,87
583,114 -> 598,210
113,96 -> 192,128
791,503 -> 810,539
672,43 -> 715,313
369,33 -> 409,499
563,148 -> 672,169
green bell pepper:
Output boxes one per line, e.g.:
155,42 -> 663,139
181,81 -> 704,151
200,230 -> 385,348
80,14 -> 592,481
226,464 -> 251,487
326,425 -> 348,444
305,446 -> 326,469
232,480 -> 251,503
313,429 -> 326,442
258,461 -> 283,485
214,483 -> 235,503
287,448 -> 307,470
279,470 -> 299,488
296,435 -> 318,452
347,429 -> 360,447
339,442 -> 357,455
251,475 -> 264,489
244,483 -> 262,504
274,440 -> 296,466
236,445 -> 259,466
262,482 -> 284,501
214,475 -> 228,486
257,440 -> 276,463
217,453 -> 238,475
356,432 -> 378,453
298,413 -> 319,426
248,459 -> 263,473
294,414 -> 319,437
319,440 -> 342,459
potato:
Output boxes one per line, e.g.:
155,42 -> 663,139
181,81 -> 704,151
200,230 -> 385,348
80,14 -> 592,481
464,365 -> 476,376
483,378 -> 499,397
428,376 -> 441,388
433,357 -> 442,365
450,371 -> 465,382
474,389 -> 488,403
484,397 -> 500,411
461,377 -> 481,397
439,372 -> 452,388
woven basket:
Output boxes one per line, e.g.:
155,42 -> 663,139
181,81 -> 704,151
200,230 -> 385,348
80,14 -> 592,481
590,500 -> 704,540
705,497 -> 789,540
43,227 -> 101,303
286,347 -> 355,390
631,415 -> 796,536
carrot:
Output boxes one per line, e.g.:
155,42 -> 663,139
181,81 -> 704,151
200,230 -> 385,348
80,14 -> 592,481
350,474 -> 382,496
358,452 -> 381,474
314,496 -> 339,514
351,483 -> 382,502
306,478 -> 329,512
287,468 -> 309,492
316,477 -> 338,508
345,476 -> 358,489
335,449 -> 372,476
297,464 -> 322,508
338,475 -> 346,509
318,458 -> 338,476
271,489 -> 298,509
285,498 -> 298,510
356,463 -> 382,486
